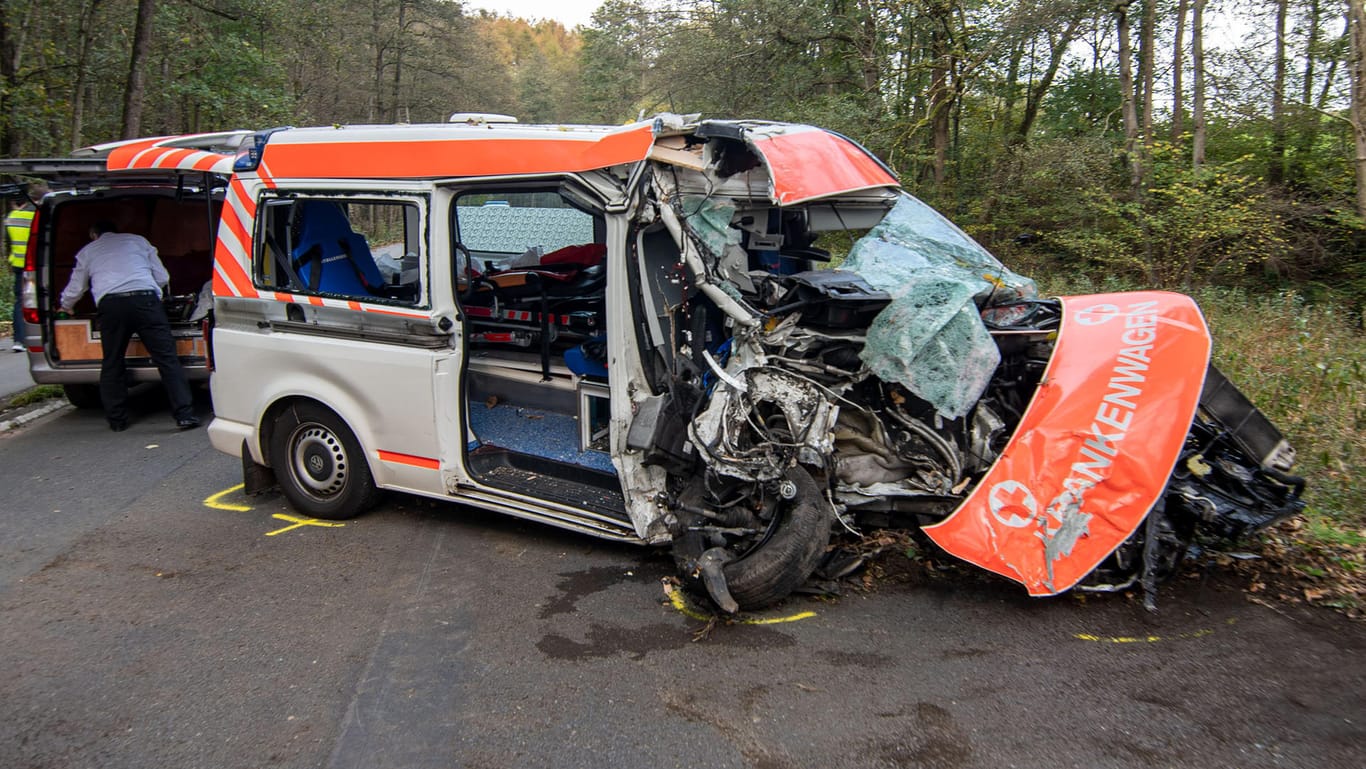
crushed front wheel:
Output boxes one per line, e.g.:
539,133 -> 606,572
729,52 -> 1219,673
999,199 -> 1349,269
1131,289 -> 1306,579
672,467 -> 834,612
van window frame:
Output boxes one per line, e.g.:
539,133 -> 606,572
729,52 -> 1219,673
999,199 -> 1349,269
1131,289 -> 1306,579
252,190 -> 431,310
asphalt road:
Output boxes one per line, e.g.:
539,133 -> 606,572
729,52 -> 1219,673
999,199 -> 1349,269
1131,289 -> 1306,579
1,391 -> 1363,769
0,344 -> 36,401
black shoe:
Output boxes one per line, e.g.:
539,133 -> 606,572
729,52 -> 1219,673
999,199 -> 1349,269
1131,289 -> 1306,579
109,420 -> 128,432
176,417 -> 201,430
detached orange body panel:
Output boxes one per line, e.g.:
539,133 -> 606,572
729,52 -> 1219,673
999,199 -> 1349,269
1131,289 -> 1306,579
923,292 -> 1211,595
746,128 -> 899,205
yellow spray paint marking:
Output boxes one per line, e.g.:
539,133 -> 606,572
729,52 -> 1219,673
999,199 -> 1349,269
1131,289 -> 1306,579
265,513 -> 345,536
203,485 -> 345,537
663,581 -> 816,625
1074,618 -> 1234,644
203,484 -> 252,512
1075,633 -> 1165,644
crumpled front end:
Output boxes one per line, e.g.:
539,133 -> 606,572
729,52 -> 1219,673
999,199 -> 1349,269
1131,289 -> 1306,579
624,118 -> 1303,611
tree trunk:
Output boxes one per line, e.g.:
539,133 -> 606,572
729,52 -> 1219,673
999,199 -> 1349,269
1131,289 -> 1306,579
1296,0 -> 1321,162
1172,0 -> 1187,141
70,1 -> 107,150
1304,0 -> 1320,106
1140,0 -> 1155,149
0,0 -> 37,154
1001,40 -> 1024,141
927,9 -> 953,186
121,0 -> 157,139
1193,0 -> 1207,169
1349,0 -> 1366,219
857,1 -> 883,119
1015,18 -> 1083,144
1317,15 -> 1349,110
1117,1 -> 1142,191
391,0 -> 406,123
371,0 -> 387,122
1270,0 -> 1288,185
931,51 -> 951,185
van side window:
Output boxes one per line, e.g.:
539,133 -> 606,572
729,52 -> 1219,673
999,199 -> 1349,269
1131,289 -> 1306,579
255,197 -> 423,305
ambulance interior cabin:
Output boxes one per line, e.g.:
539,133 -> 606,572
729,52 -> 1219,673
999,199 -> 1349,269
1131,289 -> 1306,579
450,187 -> 622,509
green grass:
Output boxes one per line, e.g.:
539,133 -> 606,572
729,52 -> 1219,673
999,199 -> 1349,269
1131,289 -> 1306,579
0,266 -> 13,327
5,385 -> 62,409
1192,287 -> 1364,534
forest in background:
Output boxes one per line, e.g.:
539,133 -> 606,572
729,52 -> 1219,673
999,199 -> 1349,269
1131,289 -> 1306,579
1,0 -> 1363,301
1,1 -> 1363,600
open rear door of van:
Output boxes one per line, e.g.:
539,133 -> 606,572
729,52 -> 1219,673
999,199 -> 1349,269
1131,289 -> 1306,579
0,132 -> 252,397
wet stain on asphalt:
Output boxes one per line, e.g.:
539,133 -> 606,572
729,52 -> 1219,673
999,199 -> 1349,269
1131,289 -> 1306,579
873,702 -> 973,769
663,688 -> 795,769
537,565 -> 659,619
1130,689 -> 1188,712
537,621 -> 797,661
824,649 -> 895,668
1103,738 -> 1167,765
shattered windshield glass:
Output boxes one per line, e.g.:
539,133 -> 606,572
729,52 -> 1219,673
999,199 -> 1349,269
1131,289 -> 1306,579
842,192 -> 1036,419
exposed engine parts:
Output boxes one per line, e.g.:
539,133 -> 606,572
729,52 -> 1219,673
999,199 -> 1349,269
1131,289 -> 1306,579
632,146 -> 1303,613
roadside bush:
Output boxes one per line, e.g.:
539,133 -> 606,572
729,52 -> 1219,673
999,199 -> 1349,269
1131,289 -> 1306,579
1045,144 -> 1289,288
0,267 -> 13,337
1196,287 -> 1366,532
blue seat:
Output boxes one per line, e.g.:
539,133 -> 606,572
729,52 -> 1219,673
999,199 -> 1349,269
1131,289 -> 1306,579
565,335 -> 608,379
291,201 -> 384,296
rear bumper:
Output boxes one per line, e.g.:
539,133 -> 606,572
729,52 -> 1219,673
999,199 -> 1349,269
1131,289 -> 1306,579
207,416 -> 254,461
27,354 -> 209,384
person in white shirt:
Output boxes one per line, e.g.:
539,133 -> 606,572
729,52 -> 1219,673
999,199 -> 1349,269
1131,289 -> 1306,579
59,220 -> 198,432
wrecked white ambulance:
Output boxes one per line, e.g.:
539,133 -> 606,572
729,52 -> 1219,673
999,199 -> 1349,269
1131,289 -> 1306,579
194,117 -> 1302,611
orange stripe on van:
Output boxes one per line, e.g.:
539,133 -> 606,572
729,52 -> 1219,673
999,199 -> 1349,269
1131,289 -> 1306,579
228,176 -> 257,219
213,238 -> 258,298
105,137 -> 170,170
152,148 -> 198,168
256,161 -> 277,189
377,450 -> 439,470
260,127 -> 654,179
191,152 -> 222,171
138,148 -> 178,168
219,201 -> 250,252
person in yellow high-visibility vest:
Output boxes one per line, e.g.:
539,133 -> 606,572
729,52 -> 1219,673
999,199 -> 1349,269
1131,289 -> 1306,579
6,182 -> 47,351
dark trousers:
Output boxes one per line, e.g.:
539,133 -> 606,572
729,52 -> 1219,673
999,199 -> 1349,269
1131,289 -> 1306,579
97,292 -> 193,424
10,266 -> 22,342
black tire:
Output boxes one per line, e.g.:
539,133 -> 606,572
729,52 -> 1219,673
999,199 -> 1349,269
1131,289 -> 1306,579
269,402 -> 382,520
723,467 -> 833,609
62,383 -> 102,409
673,467 -> 834,611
